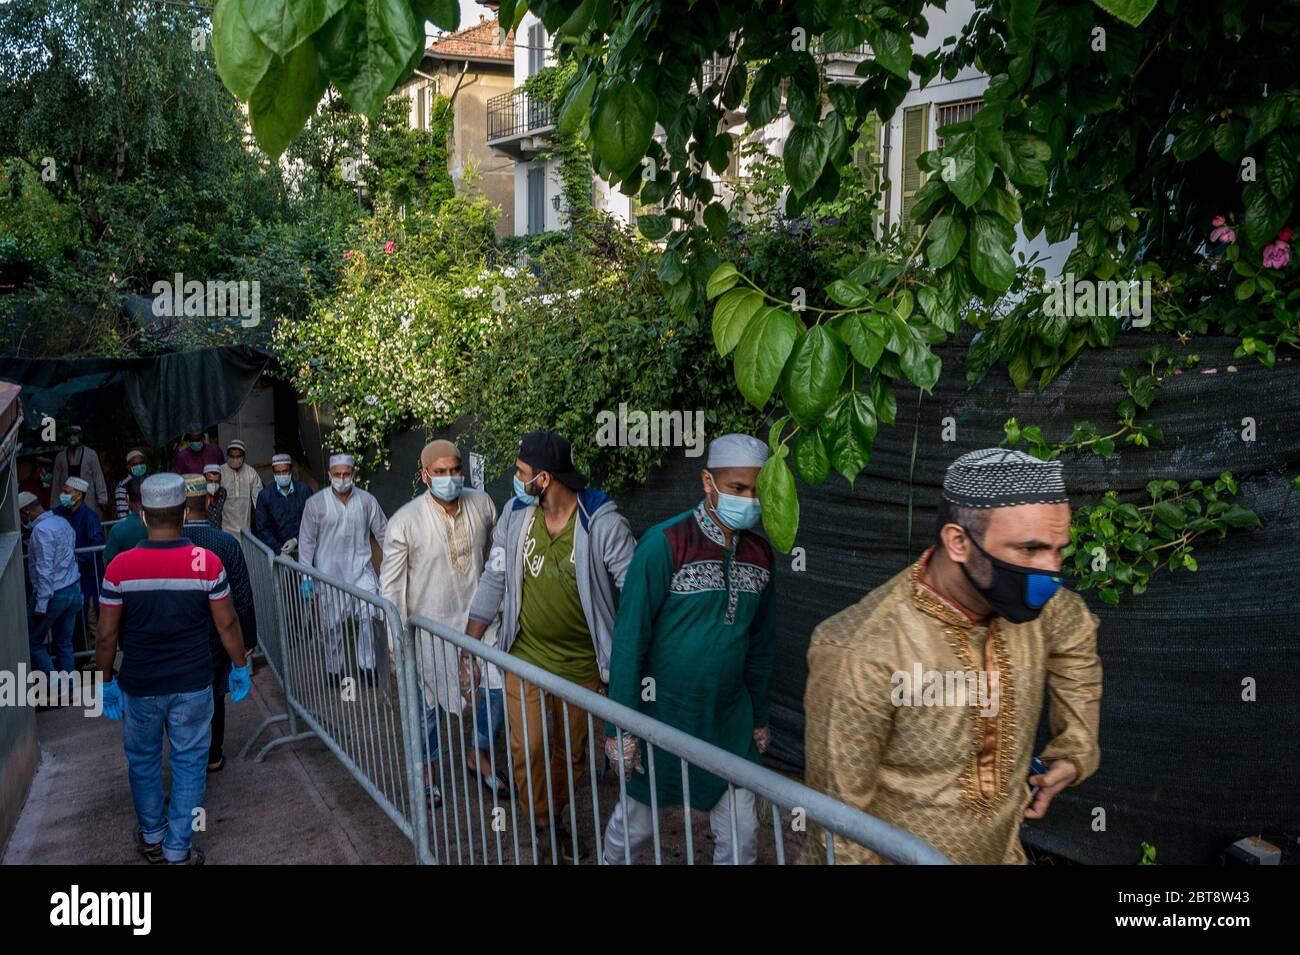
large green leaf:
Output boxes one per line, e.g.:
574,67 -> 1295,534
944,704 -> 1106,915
1246,95 -> 1290,149
784,124 -> 832,197
706,263 -> 740,298
747,65 -> 782,128
781,325 -> 848,426
712,288 -> 764,356
213,0 -> 274,101
868,25 -> 912,80
248,41 -> 328,158
926,213 -> 966,268
997,132 -> 1050,188
1266,133 -> 1298,201
557,71 -> 597,137
942,137 -> 994,208
1089,0 -> 1157,27
412,0 -> 460,31
823,392 -> 875,483
315,0 -> 423,118
1244,181 -> 1288,248
837,312 -> 887,369
794,428 -> 830,485
969,214 -> 1017,293
901,338 -> 942,392
241,0 -> 349,57
734,307 -> 799,409
757,455 -> 799,553
592,80 -> 659,174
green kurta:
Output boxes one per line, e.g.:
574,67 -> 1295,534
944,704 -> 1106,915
605,503 -> 776,811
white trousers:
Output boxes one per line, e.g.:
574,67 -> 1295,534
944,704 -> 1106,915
603,788 -> 758,865
324,614 -> 383,674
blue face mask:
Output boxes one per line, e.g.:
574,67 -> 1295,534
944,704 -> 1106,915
188,441 -> 205,452
130,464 -> 147,478
707,473 -> 761,531
41,474 -> 52,486
512,473 -> 542,506
274,474 -> 292,489
428,475 -> 464,502
59,493 -> 74,508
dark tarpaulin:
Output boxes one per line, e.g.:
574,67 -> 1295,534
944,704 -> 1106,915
599,333 -> 1299,865
0,346 -> 268,446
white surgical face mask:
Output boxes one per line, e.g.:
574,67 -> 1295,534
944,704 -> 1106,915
331,476 -> 353,494
427,474 -> 464,501
206,482 -> 220,495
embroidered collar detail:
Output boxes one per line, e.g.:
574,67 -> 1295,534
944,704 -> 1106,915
910,546 -> 984,629
693,500 -> 729,549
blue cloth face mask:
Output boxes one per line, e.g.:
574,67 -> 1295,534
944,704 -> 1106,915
959,530 -> 1064,623
512,473 -> 542,506
274,474 -> 292,489
428,475 -> 464,501
706,472 -> 761,531
188,441 -> 205,452
59,493 -> 73,508
130,464 -> 147,478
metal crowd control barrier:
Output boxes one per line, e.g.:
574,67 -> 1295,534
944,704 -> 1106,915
405,614 -> 950,866
242,555 -> 428,860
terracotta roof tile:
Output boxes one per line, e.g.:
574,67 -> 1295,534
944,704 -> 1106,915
426,17 -> 514,62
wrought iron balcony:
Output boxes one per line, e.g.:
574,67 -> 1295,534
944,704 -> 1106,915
486,89 -> 554,158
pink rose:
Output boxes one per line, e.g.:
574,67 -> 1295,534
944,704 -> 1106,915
384,240 -> 395,253
1210,225 -> 1236,244
1212,215 -> 1226,227
1280,227 -> 1294,242
1262,240 -> 1291,269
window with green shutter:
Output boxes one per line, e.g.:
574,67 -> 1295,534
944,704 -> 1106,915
900,103 -> 929,235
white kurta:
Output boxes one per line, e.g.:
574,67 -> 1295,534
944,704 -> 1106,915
220,462 -> 263,538
380,488 -> 500,716
299,487 -> 388,669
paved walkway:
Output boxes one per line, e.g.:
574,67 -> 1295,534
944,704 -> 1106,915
2,662 -> 414,865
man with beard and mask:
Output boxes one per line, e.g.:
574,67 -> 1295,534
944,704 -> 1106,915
219,439 -> 262,538
170,428 -> 223,476
297,453 -> 388,682
602,433 -> 777,865
800,449 -> 1102,865
380,440 -> 506,808
465,430 -> 636,858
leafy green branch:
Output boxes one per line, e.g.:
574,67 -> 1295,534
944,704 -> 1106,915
1062,474 -> 1261,605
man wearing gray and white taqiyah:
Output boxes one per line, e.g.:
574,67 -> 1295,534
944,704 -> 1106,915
298,453 -> 389,678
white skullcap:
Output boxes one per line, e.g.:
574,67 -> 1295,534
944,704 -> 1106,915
226,439 -> 246,452
65,477 -> 90,493
271,453 -> 293,467
328,453 -> 355,469
125,448 -> 146,462
203,463 -> 222,475
141,473 -> 185,508
17,491 -> 38,510
69,424 -> 83,432
706,434 -> 770,470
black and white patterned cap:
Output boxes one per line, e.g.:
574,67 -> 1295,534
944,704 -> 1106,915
942,448 -> 1068,509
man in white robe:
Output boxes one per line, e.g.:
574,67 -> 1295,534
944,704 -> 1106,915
380,439 -> 506,804
298,453 -> 388,679
219,439 -> 262,538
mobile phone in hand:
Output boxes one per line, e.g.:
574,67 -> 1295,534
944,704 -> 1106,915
1028,756 -> 1050,798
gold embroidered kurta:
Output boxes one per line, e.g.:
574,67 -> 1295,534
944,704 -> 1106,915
799,547 -> 1102,864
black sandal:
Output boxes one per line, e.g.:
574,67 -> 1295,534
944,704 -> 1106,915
207,756 -> 225,773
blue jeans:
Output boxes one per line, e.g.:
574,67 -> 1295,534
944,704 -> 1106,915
123,686 -> 213,862
28,583 -> 80,676
421,686 -> 505,763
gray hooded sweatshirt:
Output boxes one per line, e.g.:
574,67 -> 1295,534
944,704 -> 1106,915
466,486 -> 636,683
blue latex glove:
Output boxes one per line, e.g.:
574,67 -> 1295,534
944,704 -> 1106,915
102,678 -> 123,721
228,662 -> 251,703
300,578 -> 314,600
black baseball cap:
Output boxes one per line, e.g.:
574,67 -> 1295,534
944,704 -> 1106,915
517,430 -> 587,490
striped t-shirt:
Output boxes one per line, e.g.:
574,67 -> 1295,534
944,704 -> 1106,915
102,538 -> 230,696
